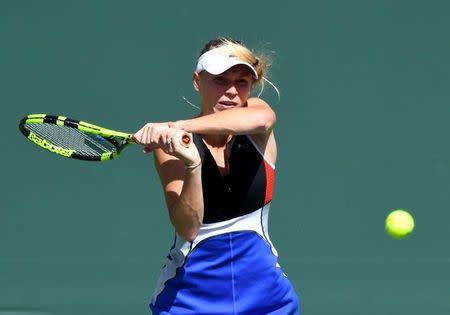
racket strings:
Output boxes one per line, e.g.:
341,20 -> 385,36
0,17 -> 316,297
25,123 -> 118,157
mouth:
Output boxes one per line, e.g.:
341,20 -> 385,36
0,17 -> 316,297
217,101 -> 238,109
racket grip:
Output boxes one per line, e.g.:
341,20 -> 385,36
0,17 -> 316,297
181,133 -> 192,147
130,134 -> 139,144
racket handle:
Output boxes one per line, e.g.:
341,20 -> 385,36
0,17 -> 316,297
181,133 -> 192,147
130,134 -> 138,144
130,133 -> 191,147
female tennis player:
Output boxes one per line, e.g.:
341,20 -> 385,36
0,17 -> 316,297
133,38 -> 300,315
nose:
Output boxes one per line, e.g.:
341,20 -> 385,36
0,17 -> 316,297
225,85 -> 238,97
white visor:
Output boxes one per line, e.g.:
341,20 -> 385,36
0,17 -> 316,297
195,48 -> 258,79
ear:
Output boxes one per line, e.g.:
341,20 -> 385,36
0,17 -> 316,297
193,72 -> 200,92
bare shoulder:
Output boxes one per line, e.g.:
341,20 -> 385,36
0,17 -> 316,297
245,97 -> 277,164
248,130 -> 277,166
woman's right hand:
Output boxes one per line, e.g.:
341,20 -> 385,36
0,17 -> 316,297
159,128 -> 201,168
133,123 -> 201,168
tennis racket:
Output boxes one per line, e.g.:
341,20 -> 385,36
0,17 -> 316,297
19,114 -> 191,161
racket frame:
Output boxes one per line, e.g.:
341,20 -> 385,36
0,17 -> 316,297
19,114 -> 134,161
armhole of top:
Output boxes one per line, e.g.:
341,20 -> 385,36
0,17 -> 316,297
245,135 -> 275,170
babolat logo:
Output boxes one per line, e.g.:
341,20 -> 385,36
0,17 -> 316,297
28,132 -> 74,157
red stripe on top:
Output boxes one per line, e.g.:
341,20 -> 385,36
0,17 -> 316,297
263,160 -> 275,204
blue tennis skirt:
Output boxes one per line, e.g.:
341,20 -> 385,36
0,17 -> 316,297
150,231 -> 300,315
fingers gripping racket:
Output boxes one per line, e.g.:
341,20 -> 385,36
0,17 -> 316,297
19,114 -> 191,161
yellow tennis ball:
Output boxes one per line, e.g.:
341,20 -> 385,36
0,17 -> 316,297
385,209 -> 415,239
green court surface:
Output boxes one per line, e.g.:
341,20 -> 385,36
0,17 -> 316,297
1,1 -> 450,314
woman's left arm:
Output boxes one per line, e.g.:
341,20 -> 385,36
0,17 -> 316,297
173,97 -> 276,136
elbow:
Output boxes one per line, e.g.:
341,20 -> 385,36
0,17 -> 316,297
169,212 -> 201,242
176,226 -> 200,242
247,97 -> 276,133
255,109 -> 276,133
168,201 -> 203,242
183,232 -> 198,242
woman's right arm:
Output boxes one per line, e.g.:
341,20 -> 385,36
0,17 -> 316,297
153,139 -> 203,241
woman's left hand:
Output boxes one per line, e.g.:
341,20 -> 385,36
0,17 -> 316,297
133,122 -> 172,153
133,122 -> 200,167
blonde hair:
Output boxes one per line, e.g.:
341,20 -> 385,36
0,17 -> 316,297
199,38 -> 279,97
